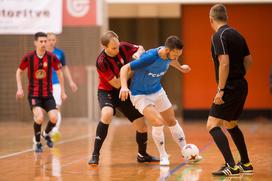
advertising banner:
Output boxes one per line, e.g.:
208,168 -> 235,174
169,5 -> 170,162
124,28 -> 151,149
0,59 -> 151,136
0,0 -> 62,34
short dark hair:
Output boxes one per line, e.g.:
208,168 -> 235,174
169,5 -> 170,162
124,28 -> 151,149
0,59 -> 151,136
165,36 -> 184,50
34,32 -> 47,41
210,4 -> 228,22
101,30 -> 119,47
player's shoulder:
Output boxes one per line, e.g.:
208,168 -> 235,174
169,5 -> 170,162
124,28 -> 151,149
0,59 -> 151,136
46,51 -> 57,57
144,47 -> 159,56
54,47 -> 64,53
23,51 -> 35,58
46,51 -> 60,61
96,51 -> 108,66
120,41 -> 138,48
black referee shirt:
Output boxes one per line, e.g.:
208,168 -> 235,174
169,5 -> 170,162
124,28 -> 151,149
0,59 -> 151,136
211,24 -> 250,82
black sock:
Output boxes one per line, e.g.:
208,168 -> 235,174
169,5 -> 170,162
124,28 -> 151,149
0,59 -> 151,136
45,121 -> 56,134
227,126 -> 250,164
33,122 -> 42,142
136,131 -> 147,155
92,121 -> 109,156
209,127 -> 236,167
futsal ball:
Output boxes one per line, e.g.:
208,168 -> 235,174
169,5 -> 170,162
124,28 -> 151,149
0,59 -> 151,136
182,144 -> 199,161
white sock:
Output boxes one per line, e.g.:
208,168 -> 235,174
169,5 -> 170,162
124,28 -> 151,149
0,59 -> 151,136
152,126 -> 168,157
168,120 -> 186,151
55,111 -> 62,131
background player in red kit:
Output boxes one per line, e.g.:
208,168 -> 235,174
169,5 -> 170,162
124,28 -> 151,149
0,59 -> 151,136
16,32 -> 67,152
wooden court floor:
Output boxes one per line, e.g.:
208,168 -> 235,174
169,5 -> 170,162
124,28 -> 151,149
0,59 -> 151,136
0,117 -> 271,181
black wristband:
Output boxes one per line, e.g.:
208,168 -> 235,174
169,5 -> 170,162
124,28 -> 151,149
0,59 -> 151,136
217,87 -> 225,93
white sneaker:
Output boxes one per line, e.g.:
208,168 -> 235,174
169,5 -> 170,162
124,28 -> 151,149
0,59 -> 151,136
160,154 -> 170,166
188,155 -> 203,163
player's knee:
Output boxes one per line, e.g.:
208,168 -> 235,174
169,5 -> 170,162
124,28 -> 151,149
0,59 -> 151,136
50,116 -> 57,124
34,114 -> 44,124
136,124 -> 147,133
164,118 -> 176,127
101,113 -> 113,124
153,117 -> 164,127
206,120 -> 215,131
223,121 -> 237,129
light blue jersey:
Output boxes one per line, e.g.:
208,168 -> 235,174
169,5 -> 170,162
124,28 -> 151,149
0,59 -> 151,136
130,47 -> 170,95
52,48 -> 66,84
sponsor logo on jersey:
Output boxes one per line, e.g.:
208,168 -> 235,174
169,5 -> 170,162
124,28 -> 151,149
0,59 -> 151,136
148,71 -> 166,78
35,69 -> 46,79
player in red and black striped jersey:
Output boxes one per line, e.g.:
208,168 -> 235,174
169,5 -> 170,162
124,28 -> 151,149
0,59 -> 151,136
16,32 -> 67,152
88,31 -> 159,166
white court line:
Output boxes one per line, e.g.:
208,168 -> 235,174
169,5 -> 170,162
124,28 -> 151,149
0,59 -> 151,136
0,134 -> 90,160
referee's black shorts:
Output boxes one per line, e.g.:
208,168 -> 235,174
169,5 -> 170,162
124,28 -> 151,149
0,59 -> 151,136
209,78 -> 248,121
98,89 -> 143,122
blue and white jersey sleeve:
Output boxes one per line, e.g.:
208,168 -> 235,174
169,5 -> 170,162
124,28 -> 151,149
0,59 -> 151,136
130,49 -> 158,70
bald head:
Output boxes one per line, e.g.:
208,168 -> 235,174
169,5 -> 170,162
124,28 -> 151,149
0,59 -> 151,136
101,31 -> 119,47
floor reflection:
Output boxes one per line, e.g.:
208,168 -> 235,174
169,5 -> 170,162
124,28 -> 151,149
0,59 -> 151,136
33,148 -> 62,181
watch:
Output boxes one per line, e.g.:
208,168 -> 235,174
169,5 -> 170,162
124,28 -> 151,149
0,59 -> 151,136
217,87 -> 225,93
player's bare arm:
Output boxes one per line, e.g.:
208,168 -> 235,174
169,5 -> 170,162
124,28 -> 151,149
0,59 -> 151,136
119,63 -> 132,101
108,76 -> 121,89
170,59 -> 191,73
16,68 -> 24,100
63,65 -> 78,92
243,55 -> 253,73
214,54 -> 229,105
56,70 -> 67,101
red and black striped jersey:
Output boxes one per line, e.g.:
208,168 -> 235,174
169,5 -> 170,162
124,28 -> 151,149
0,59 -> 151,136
19,50 -> 62,97
96,42 -> 138,91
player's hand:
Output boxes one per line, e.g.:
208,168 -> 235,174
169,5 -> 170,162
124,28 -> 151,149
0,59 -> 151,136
70,82 -> 78,93
61,92 -> 68,101
181,64 -> 191,73
213,91 -> 224,105
16,89 -> 24,100
119,87 -> 130,101
132,53 -> 140,60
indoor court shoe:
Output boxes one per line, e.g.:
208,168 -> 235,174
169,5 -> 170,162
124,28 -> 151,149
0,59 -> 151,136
42,132 -> 54,148
34,142 -> 43,153
160,154 -> 170,166
88,154 -> 99,166
51,130 -> 61,143
237,162 -> 253,173
137,153 -> 160,163
212,163 -> 240,176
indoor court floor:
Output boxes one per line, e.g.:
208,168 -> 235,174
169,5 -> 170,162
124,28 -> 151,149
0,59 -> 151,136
0,117 -> 271,181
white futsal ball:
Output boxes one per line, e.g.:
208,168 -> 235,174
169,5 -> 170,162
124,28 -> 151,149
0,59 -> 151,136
182,144 -> 199,161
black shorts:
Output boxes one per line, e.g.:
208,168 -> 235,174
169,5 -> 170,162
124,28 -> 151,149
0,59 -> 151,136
98,89 -> 143,122
209,78 -> 248,121
28,96 -> 57,112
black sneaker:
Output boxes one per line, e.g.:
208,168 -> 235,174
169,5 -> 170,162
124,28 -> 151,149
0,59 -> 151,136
34,142 -> 43,153
237,162 -> 253,173
212,163 -> 240,176
88,154 -> 99,166
42,132 -> 54,148
137,153 -> 160,163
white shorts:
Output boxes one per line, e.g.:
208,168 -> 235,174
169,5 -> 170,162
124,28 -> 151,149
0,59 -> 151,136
53,84 -> 62,106
130,89 -> 172,114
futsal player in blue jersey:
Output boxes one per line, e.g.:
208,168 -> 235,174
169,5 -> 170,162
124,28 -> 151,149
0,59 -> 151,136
46,33 -> 78,142
119,36 -> 202,165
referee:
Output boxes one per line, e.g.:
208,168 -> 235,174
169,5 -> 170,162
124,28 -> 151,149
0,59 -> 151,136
207,4 -> 253,176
